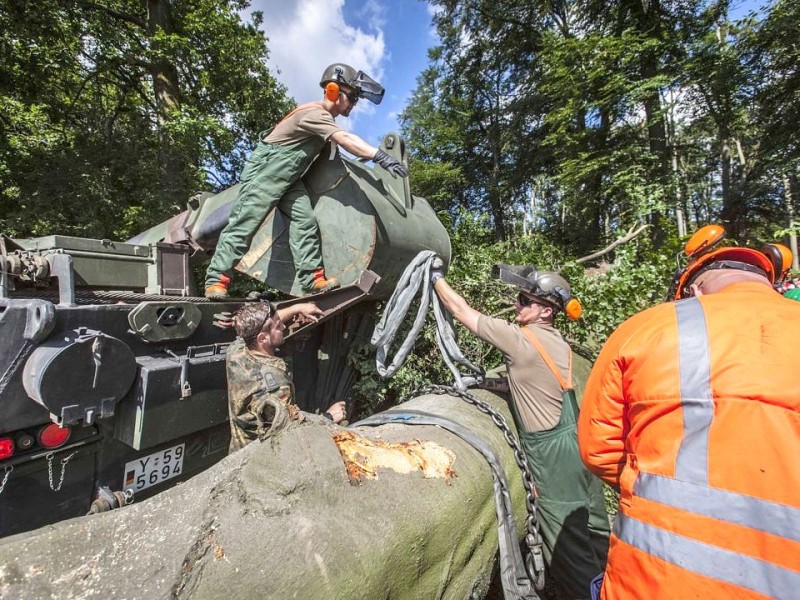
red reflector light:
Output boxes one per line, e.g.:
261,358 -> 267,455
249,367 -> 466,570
37,424 -> 71,449
0,437 -> 13,460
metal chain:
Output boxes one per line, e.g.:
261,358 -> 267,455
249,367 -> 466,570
406,384 -> 546,589
0,465 -> 13,496
46,451 -> 78,492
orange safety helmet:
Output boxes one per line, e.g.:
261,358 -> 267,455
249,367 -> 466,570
668,225 -> 777,300
673,247 -> 775,299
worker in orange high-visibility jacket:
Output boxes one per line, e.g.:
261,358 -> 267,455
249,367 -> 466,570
578,230 -> 800,600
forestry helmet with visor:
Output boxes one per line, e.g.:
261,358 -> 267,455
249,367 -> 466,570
320,63 -> 385,105
493,264 -> 583,320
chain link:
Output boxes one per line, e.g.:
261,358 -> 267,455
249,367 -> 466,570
406,384 -> 545,586
46,451 -> 78,492
0,465 -> 13,496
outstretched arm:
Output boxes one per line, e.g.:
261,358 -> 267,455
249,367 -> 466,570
277,302 -> 323,324
329,131 -> 409,178
329,131 -> 378,160
433,278 -> 483,335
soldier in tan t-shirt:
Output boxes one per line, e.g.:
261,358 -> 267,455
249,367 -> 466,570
206,63 -> 408,299
476,315 -> 569,432
432,263 -> 610,600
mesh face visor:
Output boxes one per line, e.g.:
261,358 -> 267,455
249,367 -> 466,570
493,264 -> 563,305
493,264 -> 539,294
494,264 -> 583,320
353,71 -> 385,105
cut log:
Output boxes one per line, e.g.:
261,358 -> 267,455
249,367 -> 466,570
0,389 -> 530,599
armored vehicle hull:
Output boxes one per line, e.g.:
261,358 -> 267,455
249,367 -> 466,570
0,133 -> 450,537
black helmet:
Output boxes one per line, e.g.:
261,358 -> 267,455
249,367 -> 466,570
319,63 -> 385,105
493,264 -> 583,320
320,63 -> 358,88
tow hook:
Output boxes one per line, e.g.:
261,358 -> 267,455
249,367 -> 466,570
87,486 -> 130,514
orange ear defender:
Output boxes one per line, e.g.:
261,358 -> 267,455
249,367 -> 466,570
760,243 -> 793,284
325,82 -> 340,102
565,298 -> 583,321
684,224 -> 726,258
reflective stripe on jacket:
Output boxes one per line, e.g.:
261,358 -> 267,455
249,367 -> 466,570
578,282 -> 800,599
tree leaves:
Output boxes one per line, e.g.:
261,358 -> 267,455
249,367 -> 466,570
0,0 -> 293,240
403,0 -> 798,252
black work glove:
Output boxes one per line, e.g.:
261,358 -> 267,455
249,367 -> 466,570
373,150 -> 409,178
430,256 -> 445,284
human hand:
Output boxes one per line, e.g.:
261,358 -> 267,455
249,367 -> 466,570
430,255 -> 445,285
324,401 -> 347,424
293,302 -> 323,323
373,150 -> 409,178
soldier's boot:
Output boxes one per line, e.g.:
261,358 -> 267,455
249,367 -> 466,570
307,268 -> 339,294
205,274 -> 232,300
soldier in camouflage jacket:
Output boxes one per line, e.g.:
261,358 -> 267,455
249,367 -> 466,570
227,301 -> 346,453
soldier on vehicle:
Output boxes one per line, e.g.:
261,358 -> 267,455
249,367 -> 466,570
579,226 -> 800,599
227,301 -> 346,452
431,263 -> 610,600
205,63 -> 409,300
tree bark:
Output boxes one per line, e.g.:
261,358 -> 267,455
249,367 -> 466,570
783,173 -> 799,270
0,390 -> 535,599
147,0 -> 182,197
489,153 -> 507,242
632,0 -> 668,246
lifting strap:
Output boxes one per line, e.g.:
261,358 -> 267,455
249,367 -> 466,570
355,410 -> 541,600
371,250 -> 484,389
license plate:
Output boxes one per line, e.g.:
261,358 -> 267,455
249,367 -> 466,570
123,443 -> 184,493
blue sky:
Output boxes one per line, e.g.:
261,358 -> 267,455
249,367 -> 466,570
247,0 -> 768,148
247,0 -> 437,146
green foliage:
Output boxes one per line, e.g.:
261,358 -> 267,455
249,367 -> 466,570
562,242 -> 677,351
403,0 -> 798,254
0,0 -> 292,241
347,213 -> 677,415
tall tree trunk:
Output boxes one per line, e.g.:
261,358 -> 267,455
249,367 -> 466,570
634,0 -> 669,245
490,143 -> 507,241
147,0 -> 182,197
783,173 -> 799,270
718,133 -> 746,238
673,148 -> 687,237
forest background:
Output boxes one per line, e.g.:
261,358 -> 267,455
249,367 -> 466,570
2,0 -> 798,412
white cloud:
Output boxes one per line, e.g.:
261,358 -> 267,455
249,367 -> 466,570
246,0 -> 387,130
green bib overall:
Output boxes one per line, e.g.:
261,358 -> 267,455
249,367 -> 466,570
207,107 -> 329,291
518,328 -> 610,600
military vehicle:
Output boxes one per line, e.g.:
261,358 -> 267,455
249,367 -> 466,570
0,133 -> 450,538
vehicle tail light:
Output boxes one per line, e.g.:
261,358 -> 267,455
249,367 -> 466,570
37,424 -> 71,449
0,437 -> 13,460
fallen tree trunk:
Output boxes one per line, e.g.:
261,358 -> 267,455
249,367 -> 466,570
0,389 -> 530,599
